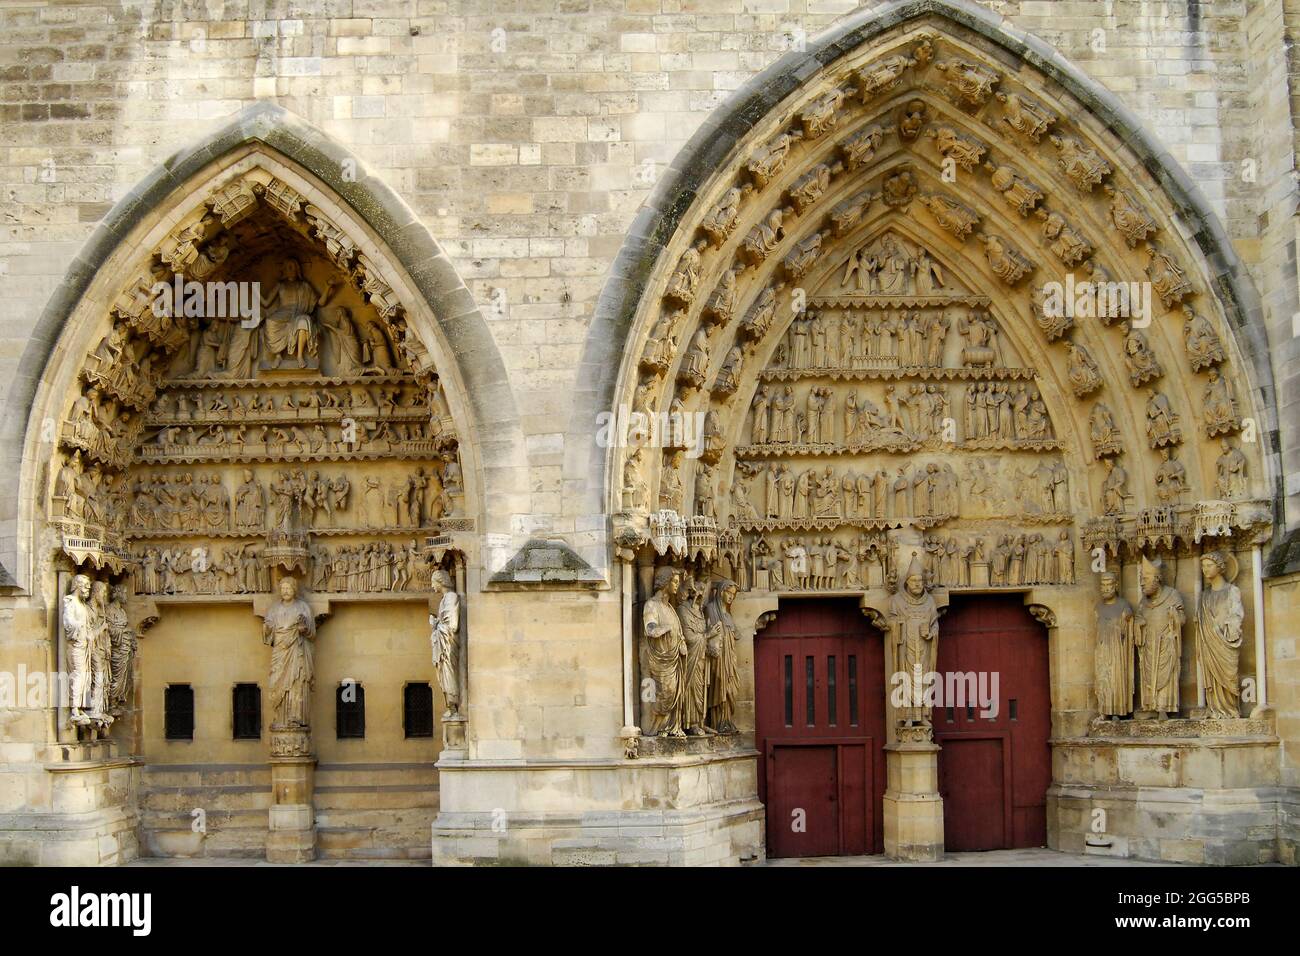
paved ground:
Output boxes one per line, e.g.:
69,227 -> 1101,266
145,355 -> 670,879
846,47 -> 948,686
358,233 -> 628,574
761,847 -> 1180,866
127,847 -> 1177,866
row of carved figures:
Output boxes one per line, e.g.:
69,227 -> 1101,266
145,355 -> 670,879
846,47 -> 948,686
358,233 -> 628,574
127,464 -> 459,534
777,307 -> 1007,371
749,380 -> 1053,446
130,540 -> 433,596
149,381 -> 433,419
641,568 -> 743,738
60,575 -> 137,729
732,459 -> 962,523
146,418 -> 445,455
1093,553 -> 1245,720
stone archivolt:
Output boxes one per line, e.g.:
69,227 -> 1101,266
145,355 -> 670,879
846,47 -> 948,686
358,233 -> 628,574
47,165 -> 472,738
613,26 -> 1270,738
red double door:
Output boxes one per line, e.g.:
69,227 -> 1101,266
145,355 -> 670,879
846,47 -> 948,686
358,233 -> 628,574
756,595 -> 1051,858
756,599 -> 885,858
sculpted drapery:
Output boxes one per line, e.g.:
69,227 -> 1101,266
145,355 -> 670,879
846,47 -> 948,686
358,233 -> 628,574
1135,558 -> 1184,716
1197,551 -> 1244,720
643,566 -> 687,737
263,576 -> 316,730
429,569 -> 461,717
1093,571 -> 1134,718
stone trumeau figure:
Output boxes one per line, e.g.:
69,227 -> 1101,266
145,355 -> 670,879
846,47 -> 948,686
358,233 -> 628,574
429,569 -> 462,718
1197,550 -> 1245,720
1093,570 -> 1135,719
263,576 -> 316,730
1135,556 -> 1185,718
643,566 -> 687,737
887,552 -> 940,726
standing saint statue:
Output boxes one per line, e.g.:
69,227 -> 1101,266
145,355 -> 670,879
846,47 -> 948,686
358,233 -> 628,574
88,580 -> 112,725
429,569 -> 462,718
677,575 -> 714,736
643,566 -> 687,737
705,578 -> 740,735
887,553 -> 940,726
106,583 -> 137,718
1197,550 -> 1245,719
263,576 -> 316,730
63,573 -> 95,725
1135,556 -> 1185,718
257,258 -> 340,369
1093,571 -> 1134,719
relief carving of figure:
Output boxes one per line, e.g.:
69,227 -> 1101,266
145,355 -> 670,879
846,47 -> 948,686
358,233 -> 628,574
995,90 -> 1055,142
1182,306 -> 1225,371
257,258 -> 341,369
1197,550 -> 1244,720
1215,438 -> 1248,499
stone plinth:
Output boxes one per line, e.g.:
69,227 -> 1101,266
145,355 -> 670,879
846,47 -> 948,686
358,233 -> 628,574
1050,723 -> 1281,865
883,737 -> 944,862
431,746 -> 763,866
36,740 -> 140,866
267,730 -> 316,864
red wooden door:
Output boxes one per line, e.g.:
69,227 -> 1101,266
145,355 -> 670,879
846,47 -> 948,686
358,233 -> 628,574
934,596 -> 1051,851
755,599 -> 885,857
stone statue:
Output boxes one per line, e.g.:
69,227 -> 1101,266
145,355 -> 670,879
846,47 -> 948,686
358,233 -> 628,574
1135,556 -> 1185,718
87,580 -> 112,725
888,553 -> 940,726
63,574 -> 96,726
1197,550 -> 1244,720
106,583 -> 137,717
429,569 -> 462,718
705,578 -> 740,735
643,566 -> 687,737
1093,571 -> 1134,719
257,258 -> 341,369
1215,438 -> 1248,499
318,305 -> 366,376
677,575 -> 714,736
263,576 -> 316,731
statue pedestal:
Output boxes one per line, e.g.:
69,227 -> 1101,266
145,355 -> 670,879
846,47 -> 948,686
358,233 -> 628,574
268,731 -> 316,863
883,735 -> 944,862
441,713 -> 467,756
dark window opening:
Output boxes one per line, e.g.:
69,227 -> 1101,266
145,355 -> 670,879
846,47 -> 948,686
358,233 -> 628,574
232,683 -> 261,740
404,682 -> 434,739
336,682 -> 366,739
164,684 -> 194,741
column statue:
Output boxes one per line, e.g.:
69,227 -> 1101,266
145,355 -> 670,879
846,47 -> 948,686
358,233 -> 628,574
887,553 -> 939,726
1197,550 -> 1244,719
263,576 -> 316,730
1093,571 -> 1134,719
1135,556 -> 1185,718
429,569 -> 462,717
643,566 -> 687,737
